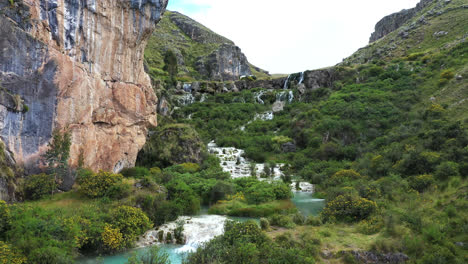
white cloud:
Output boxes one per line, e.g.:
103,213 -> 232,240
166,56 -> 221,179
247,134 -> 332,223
168,0 -> 421,73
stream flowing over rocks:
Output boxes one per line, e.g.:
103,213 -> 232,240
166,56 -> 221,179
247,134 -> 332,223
137,215 -> 229,252
207,141 -> 283,180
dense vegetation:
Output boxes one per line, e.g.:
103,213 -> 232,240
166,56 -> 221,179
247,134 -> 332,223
1,1 -> 467,263
170,38 -> 468,263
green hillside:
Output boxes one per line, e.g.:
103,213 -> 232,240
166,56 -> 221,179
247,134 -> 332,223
144,11 -> 269,83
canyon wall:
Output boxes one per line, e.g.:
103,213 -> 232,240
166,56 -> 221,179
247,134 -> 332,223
0,0 -> 168,173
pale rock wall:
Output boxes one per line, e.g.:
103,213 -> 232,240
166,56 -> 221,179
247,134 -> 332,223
0,0 -> 168,172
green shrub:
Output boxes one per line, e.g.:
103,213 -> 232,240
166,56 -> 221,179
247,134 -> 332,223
409,174 -> 434,192
178,163 -> 200,173
328,170 -> 362,185
0,241 -> 27,264
440,69 -> 455,80
244,182 -> 276,204
126,245 -> 169,264
23,173 -> 57,200
260,218 -> 270,231
0,201 -> 11,235
321,194 -> 377,222
120,167 -> 149,178
435,162 -> 460,180
77,170 -> 124,198
268,214 -> 295,229
357,215 -> 384,235
110,206 -> 152,246
305,215 -> 322,226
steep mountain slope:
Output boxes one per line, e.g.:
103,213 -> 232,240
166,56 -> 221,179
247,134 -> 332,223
144,11 -> 269,83
345,0 -> 467,121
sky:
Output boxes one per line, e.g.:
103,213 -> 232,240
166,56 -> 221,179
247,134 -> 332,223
166,0 -> 421,74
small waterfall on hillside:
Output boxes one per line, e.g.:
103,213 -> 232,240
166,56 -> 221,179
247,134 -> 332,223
288,90 -> 294,103
276,91 -> 295,104
254,111 -> 274,121
207,141 -> 283,180
200,94 -> 207,103
254,90 -> 265,104
183,83 -> 193,93
298,72 -> 305,85
283,74 -> 291,89
175,93 -> 195,106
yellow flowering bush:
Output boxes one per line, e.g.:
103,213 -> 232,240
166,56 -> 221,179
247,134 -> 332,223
179,163 -> 200,173
110,206 -> 152,246
0,241 -> 26,264
321,194 -> 377,222
78,170 -> 123,198
101,224 -> 124,251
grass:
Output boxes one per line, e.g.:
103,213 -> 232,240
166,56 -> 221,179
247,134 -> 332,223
267,224 -> 380,262
209,199 -> 297,217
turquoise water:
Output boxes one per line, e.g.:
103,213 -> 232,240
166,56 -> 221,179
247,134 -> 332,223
291,191 -> 325,216
76,216 -> 257,264
78,193 -> 323,264
77,244 -> 185,264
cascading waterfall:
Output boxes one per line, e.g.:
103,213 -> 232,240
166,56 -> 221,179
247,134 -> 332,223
176,93 -> 195,106
283,74 -> 291,89
275,91 -> 294,104
200,93 -> 207,103
254,90 -> 265,104
298,71 -> 305,85
288,90 -> 294,103
138,215 -> 229,253
183,83 -> 192,93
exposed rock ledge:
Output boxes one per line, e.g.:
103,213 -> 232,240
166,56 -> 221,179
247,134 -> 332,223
0,0 -> 168,173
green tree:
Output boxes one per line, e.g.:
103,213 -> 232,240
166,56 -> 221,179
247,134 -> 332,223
42,129 -> 71,182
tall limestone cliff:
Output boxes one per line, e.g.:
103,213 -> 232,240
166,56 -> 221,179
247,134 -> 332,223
0,0 -> 168,173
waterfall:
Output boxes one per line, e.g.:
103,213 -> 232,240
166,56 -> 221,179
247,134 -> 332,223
254,90 -> 265,104
283,74 -> 291,89
138,215 -> 229,252
176,93 -> 195,106
275,91 -> 294,104
298,72 -> 305,85
183,83 -> 192,93
200,94 -> 207,103
288,90 -> 294,103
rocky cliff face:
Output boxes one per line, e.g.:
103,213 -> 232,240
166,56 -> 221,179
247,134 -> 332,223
0,0 -> 168,172
147,11 -> 258,82
196,43 -> 252,81
369,0 -> 435,43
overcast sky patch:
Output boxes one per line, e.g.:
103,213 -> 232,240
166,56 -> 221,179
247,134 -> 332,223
167,0 -> 421,74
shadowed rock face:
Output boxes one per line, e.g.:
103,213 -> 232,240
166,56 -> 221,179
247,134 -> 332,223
0,0 -> 168,172
196,44 -> 252,81
369,0 -> 434,43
